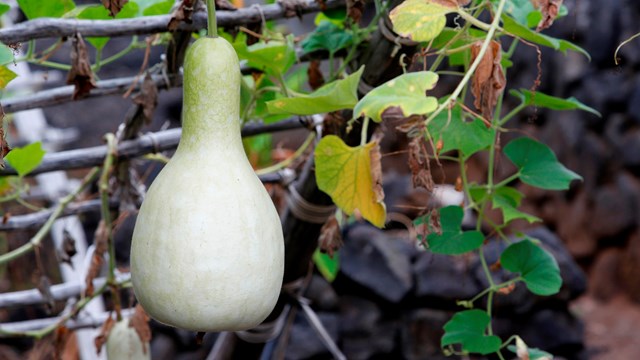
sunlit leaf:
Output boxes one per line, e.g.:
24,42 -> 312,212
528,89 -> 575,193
142,0 -> 173,15
354,71 -> 439,123
442,309 -> 502,355
267,66 -> 363,115
504,137 -> 582,190
313,248 -> 340,282
235,34 -> 297,75
302,20 -> 353,55
500,239 -> 562,296
0,3 -> 10,16
390,0 -> 456,42
510,89 -> 601,117
315,136 -> 386,228
425,205 -> 484,255
0,66 -> 17,89
5,142 -> 46,177
77,3 -> 138,49
17,0 -> 76,19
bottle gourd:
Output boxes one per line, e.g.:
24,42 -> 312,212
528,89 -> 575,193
130,35 -> 284,332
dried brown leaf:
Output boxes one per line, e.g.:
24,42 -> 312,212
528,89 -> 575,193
94,315 -> 115,355
85,220 -> 108,297
346,0 -> 365,24
57,228 -> 77,267
315,0 -> 327,11
308,60 -> 325,90
37,275 -> 55,314
54,326 -> 74,360
497,283 -> 516,295
168,0 -> 196,31
0,113 -> 10,169
215,0 -> 237,10
416,209 -> 441,246
470,40 -> 505,120
129,304 -> 152,353
132,74 -> 158,124
319,215 -> 343,257
369,136 -> 385,203
102,0 -> 128,17
533,0 -> 562,32
67,34 -> 96,100
408,136 -> 434,191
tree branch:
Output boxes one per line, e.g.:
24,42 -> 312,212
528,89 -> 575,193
0,0 -> 345,44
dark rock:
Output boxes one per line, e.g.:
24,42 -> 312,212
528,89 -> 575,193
150,332 -> 179,360
340,224 -> 414,303
285,312 -> 340,360
341,320 -> 399,360
618,231 -> 640,303
305,274 -> 340,311
400,309 -> 450,360
619,128 -> 640,169
339,296 -> 381,336
556,191 -> 597,259
591,180 -> 637,239
588,248 -> 623,301
413,251 -> 482,303
583,0 -> 622,66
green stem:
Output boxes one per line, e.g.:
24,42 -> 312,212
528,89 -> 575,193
456,8 -> 503,32
0,168 -> 100,266
425,0 -> 508,126
94,47 -> 103,72
255,132 -> 315,175
93,36 -> 138,70
494,172 -> 520,189
360,117 -> 370,146
207,0 -> 218,37
499,102 -> 527,126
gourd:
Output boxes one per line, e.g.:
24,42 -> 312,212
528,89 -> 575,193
106,318 -> 151,360
129,2 -> 284,332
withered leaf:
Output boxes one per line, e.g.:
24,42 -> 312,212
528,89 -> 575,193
129,304 -> 152,353
308,60 -> 325,90
94,315 -> 115,354
58,228 -> 77,267
533,0 -> 562,32
85,220 -> 108,297
318,215 -> 343,258
168,0 -> 196,31
470,40 -> 505,121
215,0 -> 237,10
54,326 -> 73,360
408,136 -> 434,191
0,112 -> 10,169
315,0 -> 327,11
37,275 -> 55,314
369,135 -> 385,204
67,34 -> 96,100
102,0 -> 128,17
132,74 -> 158,124
346,0 -> 365,24
415,209 -> 441,246
497,283 -> 516,295
278,0 -> 305,19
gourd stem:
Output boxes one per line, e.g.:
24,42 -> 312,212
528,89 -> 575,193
207,0 -> 218,37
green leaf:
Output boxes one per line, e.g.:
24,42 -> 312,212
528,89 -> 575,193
427,105 -> 492,158
302,21 -> 353,55
504,137 -> 582,190
235,35 -> 297,75
0,3 -> 10,16
314,9 -> 347,27
502,15 -> 590,60
500,239 -> 562,296
17,0 -> 75,19
426,206 -> 484,255
5,142 -> 46,177
77,3 -> 138,49
510,89 -> 601,117
0,44 -> 15,66
315,136 -> 386,228
442,309 -> 502,355
313,249 -> 340,282
493,0 -> 567,28
354,71 -> 439,123
142,0 -> 173,15
267,66 -> 363,115
389,0 -> 456,42
470,186 -> 541,224
0,66 -> 17,89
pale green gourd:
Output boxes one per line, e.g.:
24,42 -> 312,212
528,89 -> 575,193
130,35 -> 284,332
106,318 -> 151,360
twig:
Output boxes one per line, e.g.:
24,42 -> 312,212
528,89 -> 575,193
0,0 -> 346,44
0,168 -> 100,265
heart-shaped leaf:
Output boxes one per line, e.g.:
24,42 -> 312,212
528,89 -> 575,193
315,135 -> 386,228
267,66 -> 363,115
442,309 -> 502,355
5,141 -> 46,177
504,137 -> 582,190
510,89 -> 600,117
354,71 -> 439,123
390,0 -> 456,42
500,239 -> 562,296
302,20 -> 354,55
427,105 -> 492,158
426,205 -> 484,255
469,186 -> 541,224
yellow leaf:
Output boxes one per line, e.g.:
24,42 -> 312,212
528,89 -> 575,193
0,65 -> 16,89
315,135 -> 386,227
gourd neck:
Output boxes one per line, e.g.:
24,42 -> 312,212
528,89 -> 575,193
179,37 -> 242,152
